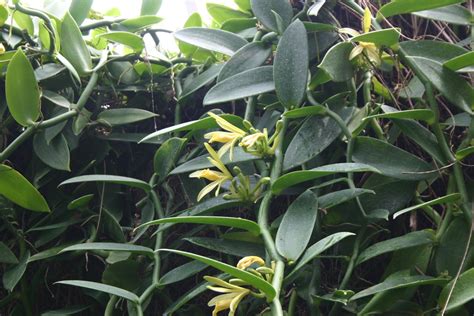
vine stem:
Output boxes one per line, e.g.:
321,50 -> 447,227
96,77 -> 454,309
0,71 -> 99,162
257,116 -> 288,316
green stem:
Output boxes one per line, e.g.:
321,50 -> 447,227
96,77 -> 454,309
287,289 -> 298,316
104,295 -> 118,316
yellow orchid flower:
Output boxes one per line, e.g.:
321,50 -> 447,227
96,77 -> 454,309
339,7 -> 381,66
204,276 -> 250,316
206,112 -> 247,159
237,256 -> 265,270
189,143 -> 233,201
239,129 -> 268,151
0,43 -> 5,55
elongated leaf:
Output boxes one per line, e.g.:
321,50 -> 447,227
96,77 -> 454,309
159,261 -> 208,286
185,237 -> 265,258
154,137 -> 186,181
393,193 -> 461,219
356,230 -> 435,265
365,108 -> 435,124
67,194 -> 94,210
352,136 -> 435,181
137,216 -> 260,235
174,28 -> 247,56
98,32 -> 144,52
33,132 -> 70,171
377,0 -> 465,20
414,5 -> 473,26
304,21 -> 336,32
41,305 -> 90,316
274,19 -> 308,108
272,163 -> 380,195
140,114 -> 243,143
218,42 -> 271,82
207,3 -> 250,24
171,147 -> 258,174
60,12 -> 92,76
319,42 -> 354,82
69,0 -> 93,25
351,29 -> 400,47
6,49 -> 41,126
97,108 -> 157,126
204,66 -> 275,105
180,64 -> 224,99
140,0 -> 163,15
284,105 -> 326,119
55,280 -> 139,303
0,242 -> 18,264
444,51 -> 474,71
60,243 -> 154,257
319,188 -> 375,209
350,274 -> 448,301
3,251 -> 29,291
250,0 -> 293,32
400,41 -> 473,113
118,16 -> 163,32
435,217 -> 470,276
59,175 -> 151,191
158,249 -> 276,300
439,268 -> 474,312
456,146 -> 474,161
0,164 -> 50,212
276,190 -> 318,261
287,232 -> 355,279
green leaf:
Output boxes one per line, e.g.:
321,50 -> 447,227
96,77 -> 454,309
352,136 -> 435,181
158,249 -> 276,300
153,137 -> 186,181
393,193 -> 461,219
178,13 -> 202,57
159,261 -> 208,286
60,243 -> 154,257
0,242 -> 18,264
180,64 -> 224,99
55,280 -> 139,303
0,164 -> 50,212
319,188 -> 375,209
377,0 -> 465,20
140,0 -> 163,15
59,175 -> 151,191
137,216 -> 260,236
351,29 -> 400,47
319,42 -> 354,82
250,0 -> 293,32
203,66 -> 275,105
439,268 -> 474,312
274,19 -> 308,108
435,217 -> 470,276
6,49 -> 41,126
303,21 -> 337,32
365,106 -> 435,123
174,27 -> 247,56
287,232 -> 355,279
356,230 -> 435,265
0,5 -> 8,27
33,132 -> 70,171
218,42 -> 272,82
185,237 -> 265,258
284,105 -> 327,119
13,11 -> 34,35
60,12 -> 92,76
41,305 -> 90,316
207,3 -> 250,25
444,51 -> 474,72
140,114 -> 243,142
67,194 -> 94,210
3,250 -> 29,291
42,90 -> 71,109
350,274 -> 448,301
413,5 -> 473,26
276,190 -> 318,261
456,146 -> 474,161
97,108 -> 157,126
118,16 -> 163,32
272,163 -> 379,195
97,32 -> 144,52
400,41 -> 473,113
69,0 -> 93,25
170,147 -> 258,175
235,0 -> 251,12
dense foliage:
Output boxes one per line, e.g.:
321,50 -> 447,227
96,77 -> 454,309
0,0 -> 473,315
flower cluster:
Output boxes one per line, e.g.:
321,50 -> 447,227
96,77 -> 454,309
190,112 -> 280,202
205,256 -> 274,316
339,8 -> 381,66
